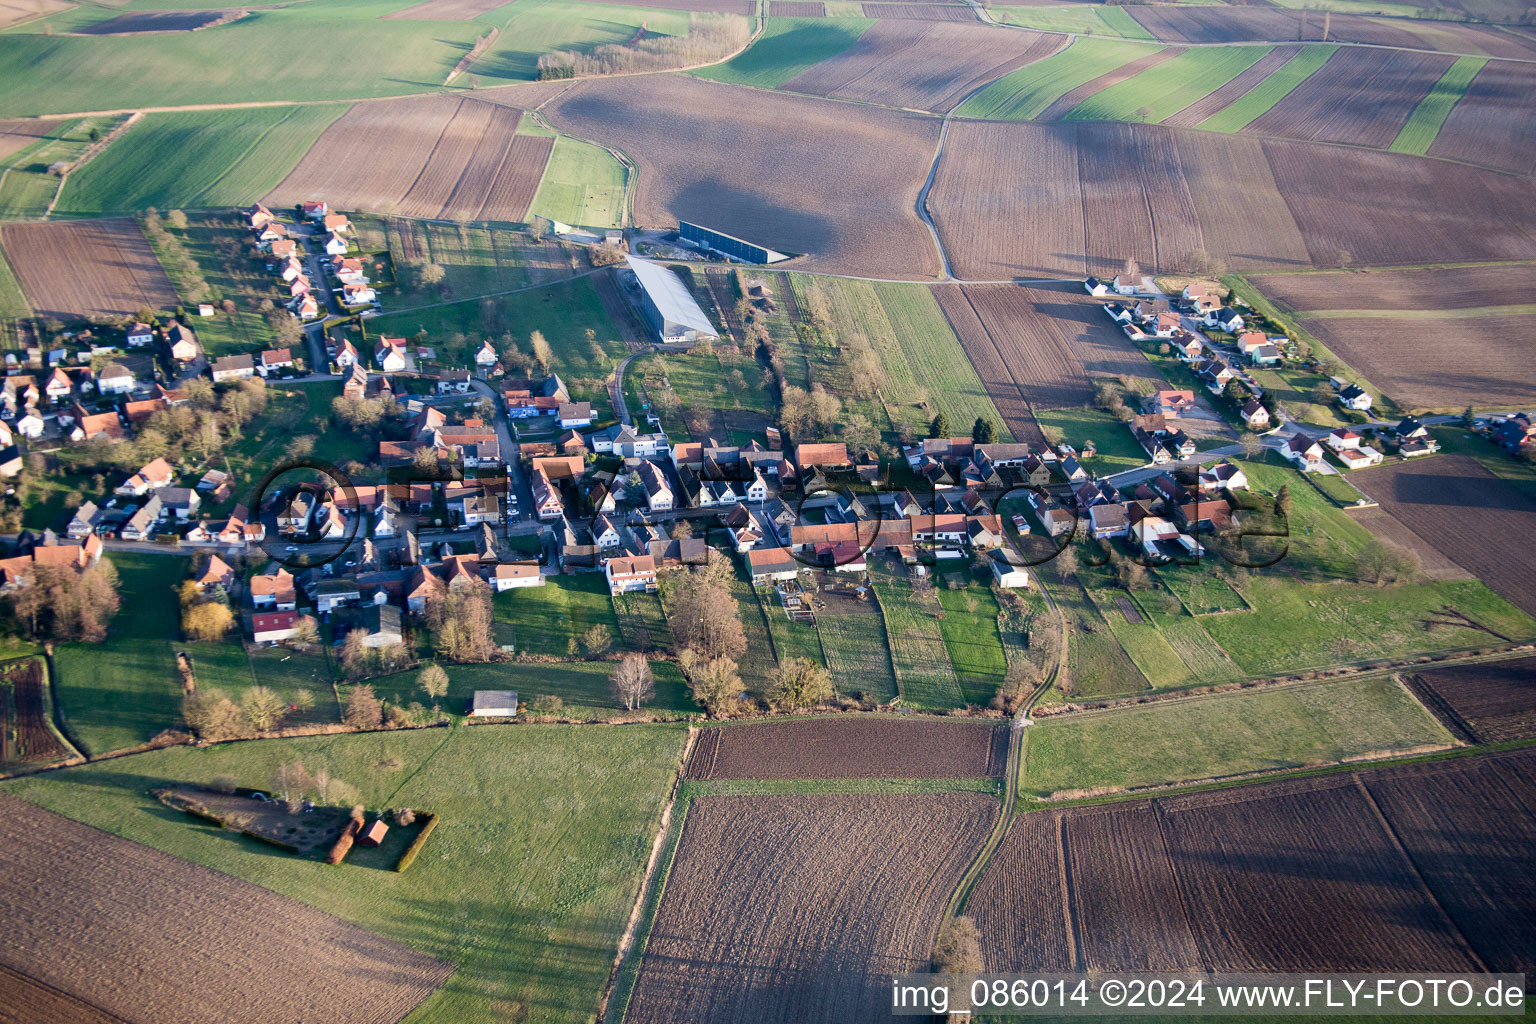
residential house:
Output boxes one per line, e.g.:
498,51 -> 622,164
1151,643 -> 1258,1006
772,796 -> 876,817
0,446 -> 18,479
1083,276 -> 1109,297
66,501 -> 101,539
334,258 -> 367,285
68,404 -> 125,442
746,546 -> 799,586
294,294 -> 321,321
376,337 -> 411,373
589,424 -> 669,458
1198,460 -> 1248,494
44,367 -> 73,404
1112,273 -> 1142,296
155,487 -> 200,520
278,494 -> 313,535
1241,397 -> 1271,431
967,515 -> 1005,550
436,369 -> 472,394
530,466 -> 564,521
116,457 -> 174,496
258,348 -> 293,377
1204,307 -> 1245,333
322,212 -> 350,234
1326,427 -> 1364,452
196,554 -> 236,592
1154,390 -> 1197,418
637,461 -> 673,512
557,402 -> 593,429
1283,434 -> 1326,472
120,496 -> 162,540
1089,502 -> 1130,539
268,238 -> 297,260
1338,384 -> 1373,412
251,610 -> 299,644
196,469 -> 233,502
15,412 -> 44,440
1182,282 -> 1220,312
475,340 -> 498,368
324,232 -> 349,256
487,562 -> 543,592
1194,358 -> 1235,395
211,354 -> 255,382
126,323 -> 154,348
334,337 -> 360,368
248,202 -> 274,231
167,323 -> 199,363
605,554 -> 658,595
251,567 -> 297,610
95,363 -> 135,395
302,200 -> 328,221
124,398 -> 169,426
1492,414 -> 1535,453
1396,416 -> 1431,442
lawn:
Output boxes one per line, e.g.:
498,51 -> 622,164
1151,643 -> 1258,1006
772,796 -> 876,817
991,4 -> 1155,39
370,658 -> 695,719
1086,587 -> 1190,688
1048,577 -> 1150,700
0,242 -> 29,318
1390,55 -> 1486,155
1035,406 -> 1148,473
53,551 -> 187,756
493,573 -> 618,659
1021,674 -> 1453,798
869,563 -> 966,709
693,17 -> 872,89
1065,46 -> 1272,124
935,573 -> 1007,705
1197,44 -> 1337,132
816,607 -> 899,703
1155,566 -> 1250,614
527,134 -> 625,230
956,37 -> 1163,121
54,105 -> 348,216
384,219 -> 574,302
1202,576 -> 1536,677
0,5 -> 483,115
759,592 -> 826,667
1,723 -> 689,1024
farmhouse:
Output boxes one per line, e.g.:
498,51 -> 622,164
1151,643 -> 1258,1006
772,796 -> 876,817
469,690 -> 519,717
250,567 -> 297,610
624,256 -> 719,345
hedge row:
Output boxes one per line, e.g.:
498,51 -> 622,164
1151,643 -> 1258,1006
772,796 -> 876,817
394,812 -> 439,873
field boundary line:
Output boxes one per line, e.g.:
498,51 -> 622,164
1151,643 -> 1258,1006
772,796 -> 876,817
599,725 -> 696,1023
1352,772 -> 1490,971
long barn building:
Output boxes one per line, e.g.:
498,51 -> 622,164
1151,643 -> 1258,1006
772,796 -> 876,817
624,255 -> 720,345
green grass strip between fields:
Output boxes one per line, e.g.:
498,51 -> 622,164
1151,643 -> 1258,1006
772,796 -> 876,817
1065,45 -> 1272,124
957,37 -> 1161,122
1390,55 -> 1485,155
0,239 -> 31,319
990,5 -> 1156,40
1197,44 -> 1337,133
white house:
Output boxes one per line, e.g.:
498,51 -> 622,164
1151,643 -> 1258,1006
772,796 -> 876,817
126,323 -> 154,348
376,337 -> 410,372
341,282 -> 376,306
475,340 -> 498,368
1112,274 -> 1141,296
324,232 -> 349,256
1083,276 -> 1109,297
558,402 -> 593,429
15,412 -> 44,439
1338,384 -> 1373,412
95,363 -> 135,395
1283,434 -> 1327,472
487,563 -> 543,591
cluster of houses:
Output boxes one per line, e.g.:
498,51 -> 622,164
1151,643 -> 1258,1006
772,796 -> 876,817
1283,415 -> 1441,473
250,199 -> 363,323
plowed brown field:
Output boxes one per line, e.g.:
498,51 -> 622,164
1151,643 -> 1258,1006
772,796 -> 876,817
1405,655 -> 1536,742
769,0 -> 823,13
933,284 -> 1045,444
861,2 -> 976,19
1126,6 -> 1436,47
972,750 -> 1536,975
0,117 -> 65,162
543,76 -> 942,278
1354,455 -> 1536,615
0,793 -> 454,1024
265,94 -> 550,222
0,218 -> 176,318
1246,48 -> 1453,149
1428,60 -> 1536,176
626,793 -> 996,1024
1251,263 -> 1535,314
1310,315 -> 1536,409
684,717 -> 1007,779
780,21 -> 1065,112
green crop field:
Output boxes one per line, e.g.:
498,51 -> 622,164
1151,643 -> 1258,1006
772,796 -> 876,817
1035,407 -> 1148,473
0,241 -> 30,318
2,723 -> 689,1024
1197,45 -> 1337,132
1065,46 -> 1271,123
493,574 -> 619,660
1390,55 -> 1486,155
935,573 -> 1007,705
527,135 -> 625,229
0,6 -> 482,115
694,17 -> 872,89
1021,674 -> 1453,798
817,608 -> 899,703
957,37 -> 1161,121
991,4 -> 1155,39
872,282 -> 1013,443
52,552 -> 187,756
55,105 -> 348,216
870,564 -> 966,709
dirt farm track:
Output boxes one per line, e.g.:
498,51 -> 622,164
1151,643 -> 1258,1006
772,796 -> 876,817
969,749 -> 1536,976
626,793 -> 996,1024
0,794 -> 453,1024
684,717 -> 1007,779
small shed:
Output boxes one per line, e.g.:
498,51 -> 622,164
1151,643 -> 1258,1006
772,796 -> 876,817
357,818 -> 389,847
470,690 -> 519,717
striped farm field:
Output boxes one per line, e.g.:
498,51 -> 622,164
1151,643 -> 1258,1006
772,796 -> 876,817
870,565 -> 966,709
1064,45 -> 1272,124
693,16 -> 872,88
55,105 -> 347,216
1197,44 -> 1337,132
957,37 -> 1161,121
1390,55 -> 1485,154
817,609 -> 899,704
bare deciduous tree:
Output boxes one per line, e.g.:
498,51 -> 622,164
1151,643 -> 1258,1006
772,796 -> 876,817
610,653 -> 655,711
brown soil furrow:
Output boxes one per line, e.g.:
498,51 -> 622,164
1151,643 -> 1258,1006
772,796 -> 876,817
1164,44 -> 1302,127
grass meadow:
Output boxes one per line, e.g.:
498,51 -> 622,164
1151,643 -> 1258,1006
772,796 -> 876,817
2,723 -> 690,1024
1021,675 -> 1454,798
991,4 -> 1154,39
527,134 -> 626,229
